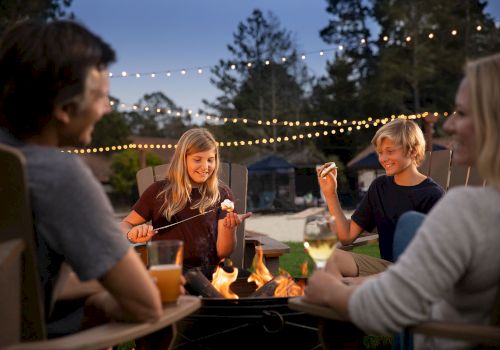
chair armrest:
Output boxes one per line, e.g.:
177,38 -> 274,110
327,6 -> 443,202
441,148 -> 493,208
5,295 -> 201,350
338,234 -> 379,251
409,321 -> 500,346
288,297 -> 345,321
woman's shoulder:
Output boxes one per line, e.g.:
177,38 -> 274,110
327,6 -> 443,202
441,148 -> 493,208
444,186 -> 500,206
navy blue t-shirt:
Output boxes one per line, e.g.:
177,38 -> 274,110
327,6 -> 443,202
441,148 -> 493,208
351,175 -> 444,262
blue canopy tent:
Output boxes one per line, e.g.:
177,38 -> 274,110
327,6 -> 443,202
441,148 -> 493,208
247,155 -> 295,211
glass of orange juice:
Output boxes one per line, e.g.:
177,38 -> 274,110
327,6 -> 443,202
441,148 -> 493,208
147,240 -> 183,304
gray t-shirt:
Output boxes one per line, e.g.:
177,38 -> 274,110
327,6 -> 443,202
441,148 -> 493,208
0,129 -> 129,317
349,186 -> 500,349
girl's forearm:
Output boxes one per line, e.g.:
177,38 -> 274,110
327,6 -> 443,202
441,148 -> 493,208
217,226 -> 236,258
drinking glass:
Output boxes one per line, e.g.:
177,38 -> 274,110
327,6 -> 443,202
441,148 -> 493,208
303,213 -> 337,269
148,240 -> 183,304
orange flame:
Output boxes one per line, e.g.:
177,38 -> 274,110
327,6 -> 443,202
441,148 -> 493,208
211,266 -> 239,299
249,248 -> 305,297
247,246 -> 273,288
300,260 -> 309,277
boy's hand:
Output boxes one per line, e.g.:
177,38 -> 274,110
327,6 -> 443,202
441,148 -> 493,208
317,162 -> 338,195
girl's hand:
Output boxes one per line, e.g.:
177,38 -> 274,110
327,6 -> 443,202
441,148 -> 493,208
127,224 -> 155,243
317,162 -> 338,196
223,212 -> 253,229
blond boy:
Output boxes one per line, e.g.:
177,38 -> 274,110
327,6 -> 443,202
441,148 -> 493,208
317,119 -> 444,278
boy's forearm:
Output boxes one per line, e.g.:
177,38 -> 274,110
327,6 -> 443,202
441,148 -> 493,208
324,193 -> 353,242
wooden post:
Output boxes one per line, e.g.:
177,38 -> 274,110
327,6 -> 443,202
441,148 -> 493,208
423,114 -> 439,151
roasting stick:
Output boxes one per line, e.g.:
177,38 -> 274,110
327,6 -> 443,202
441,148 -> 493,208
153,208 -> 216,232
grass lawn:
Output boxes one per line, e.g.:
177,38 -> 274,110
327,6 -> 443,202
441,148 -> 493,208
279,241 -> 381,276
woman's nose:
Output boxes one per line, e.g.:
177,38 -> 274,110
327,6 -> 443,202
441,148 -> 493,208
443,114 -> 455,135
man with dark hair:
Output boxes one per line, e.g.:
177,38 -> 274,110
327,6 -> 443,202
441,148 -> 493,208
0,20 -> 163,336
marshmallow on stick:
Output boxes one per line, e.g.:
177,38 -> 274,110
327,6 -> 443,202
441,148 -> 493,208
320,162 -> 337,178
221,199 -> 235,212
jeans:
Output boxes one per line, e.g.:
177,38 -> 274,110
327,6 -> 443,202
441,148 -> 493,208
393,211 -> 426,262
392,211 -> 426,350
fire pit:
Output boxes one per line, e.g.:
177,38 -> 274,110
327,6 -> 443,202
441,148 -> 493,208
172,249 -> 320,349
173,270 -> 321,350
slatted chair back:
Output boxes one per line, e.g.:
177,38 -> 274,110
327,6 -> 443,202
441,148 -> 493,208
136,162 -> 248,269
0,144 -> 46,342
418,149 -> 486,191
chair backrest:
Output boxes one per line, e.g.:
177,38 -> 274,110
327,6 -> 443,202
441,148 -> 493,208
418,149 -> 486,191
0,144 -> 46,341
0,238 -> 24,346
136,162 -> 248,269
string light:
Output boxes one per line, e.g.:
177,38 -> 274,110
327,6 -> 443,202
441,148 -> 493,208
107,24 -> 489,80
65,113 -> 446,154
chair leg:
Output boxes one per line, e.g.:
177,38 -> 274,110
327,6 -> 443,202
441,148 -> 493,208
135,324 -> 175,350
319,319 -> 364,350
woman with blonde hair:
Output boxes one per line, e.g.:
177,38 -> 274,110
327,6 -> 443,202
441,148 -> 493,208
304,53 -> 500,349
121,128 -> 250,274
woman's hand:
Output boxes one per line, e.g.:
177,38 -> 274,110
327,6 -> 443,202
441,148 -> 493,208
223,211 -> 253,229
127,224 -> 155,244
317,162 -> 338,196
303,269 -> 354,318
303,269 -> 342,306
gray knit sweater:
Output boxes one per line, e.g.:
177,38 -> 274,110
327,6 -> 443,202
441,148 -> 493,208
349,186 -> 500,349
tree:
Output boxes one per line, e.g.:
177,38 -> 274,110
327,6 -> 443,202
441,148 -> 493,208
110,150 -> 162,199
125,91 -> 189,138
204,9 -> 314,158
0,0 -> 73,33
320,0 -> 374,82
91,110 -> 131,148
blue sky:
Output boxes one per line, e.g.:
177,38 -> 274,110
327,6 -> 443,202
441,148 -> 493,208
70,1 -> 500,114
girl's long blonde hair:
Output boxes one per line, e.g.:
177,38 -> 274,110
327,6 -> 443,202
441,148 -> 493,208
466,53 -> 500,189
159,128 -> 221,220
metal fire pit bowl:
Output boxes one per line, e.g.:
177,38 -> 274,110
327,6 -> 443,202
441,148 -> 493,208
172,270 -> 320,350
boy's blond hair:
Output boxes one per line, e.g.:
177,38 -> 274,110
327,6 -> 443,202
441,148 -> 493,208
465,53 -> 500,189
371,118 -> 426,166
158,128 -> 221,220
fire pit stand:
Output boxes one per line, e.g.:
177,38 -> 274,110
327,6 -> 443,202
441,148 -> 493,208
172,275 -> 322,350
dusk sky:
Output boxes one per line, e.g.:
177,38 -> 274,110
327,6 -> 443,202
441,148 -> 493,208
70,1 -> 500,115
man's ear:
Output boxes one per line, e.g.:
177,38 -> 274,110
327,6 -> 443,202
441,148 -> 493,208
54,103 -> 77,124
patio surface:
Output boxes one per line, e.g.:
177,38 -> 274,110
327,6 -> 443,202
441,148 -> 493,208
245,207 -> 353,242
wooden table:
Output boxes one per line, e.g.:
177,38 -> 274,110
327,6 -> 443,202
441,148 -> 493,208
244,230 -> 290,275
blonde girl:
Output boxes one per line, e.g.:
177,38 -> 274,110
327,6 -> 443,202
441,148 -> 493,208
121,128 -> 250,272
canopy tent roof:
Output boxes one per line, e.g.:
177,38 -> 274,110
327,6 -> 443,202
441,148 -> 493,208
347,140 -> 449,171
247,155 -> 294,174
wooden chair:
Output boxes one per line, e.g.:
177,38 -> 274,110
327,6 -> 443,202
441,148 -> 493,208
0,144 -> 201,350
288,297 -> 500,348
136,163 -> 289,274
